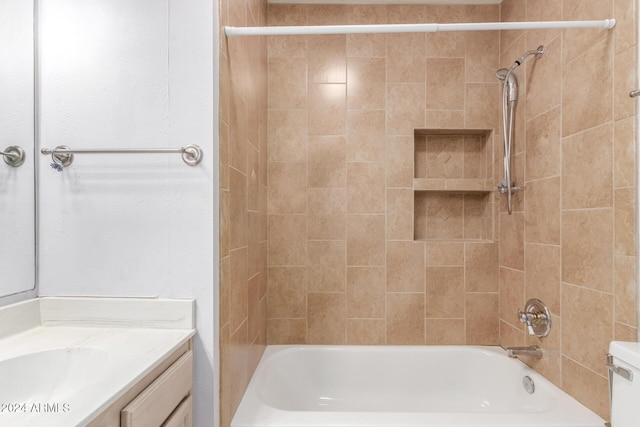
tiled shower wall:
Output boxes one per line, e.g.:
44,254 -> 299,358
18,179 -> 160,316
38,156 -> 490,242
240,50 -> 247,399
219,0 -> 268,425
497,0 -> 638,419
266,4 -> 503,346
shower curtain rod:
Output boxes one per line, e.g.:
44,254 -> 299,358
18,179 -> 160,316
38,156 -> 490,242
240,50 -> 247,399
225,19 -> 616,37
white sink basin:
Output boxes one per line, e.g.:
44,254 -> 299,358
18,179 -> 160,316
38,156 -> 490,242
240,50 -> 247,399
0,348 -> 109,403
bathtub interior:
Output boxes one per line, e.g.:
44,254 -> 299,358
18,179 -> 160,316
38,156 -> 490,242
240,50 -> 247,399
255,346 -> 555,413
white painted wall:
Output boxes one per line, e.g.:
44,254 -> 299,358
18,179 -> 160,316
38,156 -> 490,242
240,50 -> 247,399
38,0 -> 218,425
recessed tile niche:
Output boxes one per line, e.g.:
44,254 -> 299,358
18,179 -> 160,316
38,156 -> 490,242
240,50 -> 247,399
414,129 -> 494,242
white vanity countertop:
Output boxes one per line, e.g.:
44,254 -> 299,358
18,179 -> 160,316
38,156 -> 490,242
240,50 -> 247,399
0,297 -> 195,427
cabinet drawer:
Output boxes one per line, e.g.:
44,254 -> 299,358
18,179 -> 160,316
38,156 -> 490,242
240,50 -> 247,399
161,395 -> 192,427
121,350 -> 193,427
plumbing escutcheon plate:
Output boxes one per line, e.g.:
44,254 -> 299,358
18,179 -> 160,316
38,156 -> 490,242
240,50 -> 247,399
525,298 -> 552,338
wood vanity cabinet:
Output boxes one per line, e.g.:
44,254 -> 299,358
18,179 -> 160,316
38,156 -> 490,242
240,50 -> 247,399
87,340 -> 193,427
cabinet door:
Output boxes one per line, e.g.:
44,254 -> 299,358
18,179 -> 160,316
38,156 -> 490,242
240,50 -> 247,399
162,395 -> 192,427
121,350 -> 193,427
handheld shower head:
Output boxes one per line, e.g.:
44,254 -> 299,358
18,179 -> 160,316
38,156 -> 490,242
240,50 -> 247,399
496,68 -> 518,102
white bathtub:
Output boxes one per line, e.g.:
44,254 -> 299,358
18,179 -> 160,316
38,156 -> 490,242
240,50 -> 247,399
231,345 -> 605,427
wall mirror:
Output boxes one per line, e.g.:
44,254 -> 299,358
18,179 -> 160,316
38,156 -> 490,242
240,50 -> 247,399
0,0 -> 36,298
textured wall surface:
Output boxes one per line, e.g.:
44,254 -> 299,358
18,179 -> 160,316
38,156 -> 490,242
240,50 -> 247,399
266,3 -> 503,347
218,0 -> 269,424
497,0 -> 637,419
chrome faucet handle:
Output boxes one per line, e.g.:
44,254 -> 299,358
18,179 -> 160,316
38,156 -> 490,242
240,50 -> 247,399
517,299 -> 552,338
517,310 -> 536,335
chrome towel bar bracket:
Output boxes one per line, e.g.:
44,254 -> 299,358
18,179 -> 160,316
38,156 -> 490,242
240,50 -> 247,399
1,146 -> 26,167
41,144 -> 203,169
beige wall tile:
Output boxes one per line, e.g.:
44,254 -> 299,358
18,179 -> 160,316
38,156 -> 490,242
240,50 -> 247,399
525,243 -> 561,315
499,267 -> 524,328
425,110 -> 465,129
499,0 -> 525,49
347,214 -> 385,266
562,123 -> 613,209
614,116 -> 636,188
427,32 -> 465,58
463,136 -> 486,179
386,136 -> 414,187
386,293 -> 426,344
426,319 -> 465,344
615,255 -> 638,326
347,267 -> 385,318
426,241 -> 465,266
347,319 -> 386,344
525,107 -> 561,182
267,267 -> 306,318
465,83 -> 499,129
614,46 -> 637,121
615,322 -> 638,341
308,83 -> 346,135
386,188 -> 414,240
387,241 -> 426,292
268,162 -> 306,214
347,58 -> 386,110
524,0 -> 561,54
464,194 -> 491,240
307,293 -> 346,344
387,4 -> 427,24
562,356 -> 610,420
387,33 -> 426,83
426,267 -> 464,318
230,248 -> 249,333
307,4 -> 350,25
347,162 -> 385,213
499,212 -> 524,270
347,34 -> 386,58
465,31 -> 499,83
307,240 -> 346,293
308,35 -> 346,84
426,58 -> 465,110
268,215 -> 306,266
465,293 -> 499,344
267,109 -> 307,163
268,57 -> 307,109
562,209 -> 614,292
562,0 -> 613,64
386,84 -> 426,135
248,275 -> 263,342
525,177 -> 560,245
220,190 -> 230,258
466,242 -> 499,292
229,168 -> 247,251
425,136 -> 464,179
525,36 -> 561,120
615,187 -> 636,256
267,318 -> 307,344
562,283 -> 613,376
562,39 -> 613,137
347,110 -> 386,162
307,188 -> 346,240
426,193 -> 464,239
614,0 -> 637,53
307,136 -> 346,188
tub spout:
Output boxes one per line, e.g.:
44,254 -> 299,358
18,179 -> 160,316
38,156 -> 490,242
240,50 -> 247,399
505,345 -> 542,359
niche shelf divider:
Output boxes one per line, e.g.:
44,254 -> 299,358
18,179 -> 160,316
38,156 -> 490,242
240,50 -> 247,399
413,128 -> 495,242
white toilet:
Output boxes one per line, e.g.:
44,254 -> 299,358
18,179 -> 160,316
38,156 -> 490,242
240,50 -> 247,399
609,341 -> 640,426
